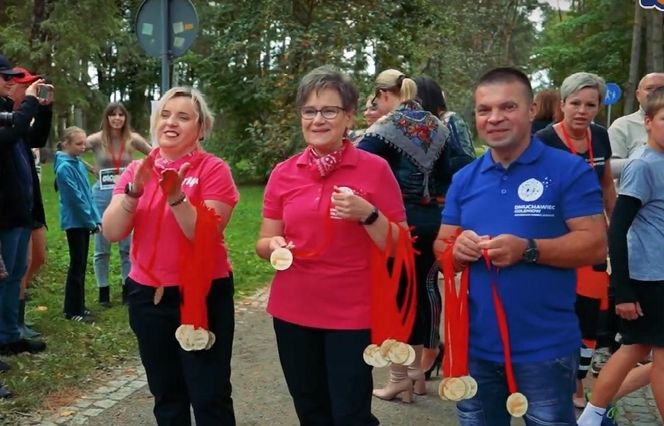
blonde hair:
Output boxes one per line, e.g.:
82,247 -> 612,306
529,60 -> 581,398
150,86 -> 214,143
375,69 -> 418,103
61,126 -> 86,146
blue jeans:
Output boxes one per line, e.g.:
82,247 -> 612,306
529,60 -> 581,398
0,227 -> 31,344
93,185 -> 130,288
457,352 -> 578,426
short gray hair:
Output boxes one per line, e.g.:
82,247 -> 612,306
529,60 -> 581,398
560,72 -> 606,104
295,66 -> 358,112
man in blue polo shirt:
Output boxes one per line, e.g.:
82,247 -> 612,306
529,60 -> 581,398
434,67 -> 607,425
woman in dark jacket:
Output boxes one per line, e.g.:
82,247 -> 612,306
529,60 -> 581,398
359,69 -> 473,400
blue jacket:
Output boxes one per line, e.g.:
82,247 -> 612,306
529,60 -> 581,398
54,151 -> 101,230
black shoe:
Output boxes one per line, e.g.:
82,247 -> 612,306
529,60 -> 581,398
64,313 -> 94,323
0,360 -> 10,373
99,286 -> 111,307
424,344 -> 444,380
0,384 -> 12,399
0,338 -> 47,356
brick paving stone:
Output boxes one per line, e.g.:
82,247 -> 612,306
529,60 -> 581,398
72,399 -> 93,409
93,399 -> 117,409
81,408 -> 104,417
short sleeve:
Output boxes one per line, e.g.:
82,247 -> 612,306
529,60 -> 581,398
369,160 -> 406,222
441,172 -> 462,226
262,163 -> 284,220
619,159 -> 652,204
112,161 -> 138,196
559,157 -> 604,220
200,159 -> 240,207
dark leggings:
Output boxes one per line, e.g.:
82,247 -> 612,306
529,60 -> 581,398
64,228 -> 90,316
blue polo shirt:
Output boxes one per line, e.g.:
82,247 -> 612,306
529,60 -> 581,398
442,138 -> 603,363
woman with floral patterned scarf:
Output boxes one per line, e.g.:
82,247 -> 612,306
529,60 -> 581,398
359,69 -> 465,401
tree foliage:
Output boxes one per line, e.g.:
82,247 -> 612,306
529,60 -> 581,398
1,0 -> 539,181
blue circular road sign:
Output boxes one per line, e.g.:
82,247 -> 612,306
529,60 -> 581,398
135,0 -> 198,58
604,83 -> 622,106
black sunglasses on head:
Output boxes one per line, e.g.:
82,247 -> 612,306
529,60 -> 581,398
0,74 -> 14,82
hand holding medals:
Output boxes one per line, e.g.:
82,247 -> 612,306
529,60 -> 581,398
363,339 -> 416,368
159,163 -> 191,204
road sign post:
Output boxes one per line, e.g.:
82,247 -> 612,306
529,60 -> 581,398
135,0 -> 198,96
604,82 -> 622,127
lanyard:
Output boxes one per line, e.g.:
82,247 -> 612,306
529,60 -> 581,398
109,139 -> 126,173
559,123 -> 594,169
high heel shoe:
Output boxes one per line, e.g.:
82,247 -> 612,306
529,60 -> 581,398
424,344 -> 443,380
372,378 -> 414,403
373,365 -> 414,403
407,367 -> 427,395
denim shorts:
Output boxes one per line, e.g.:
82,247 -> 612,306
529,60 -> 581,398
456,352 -> 578,426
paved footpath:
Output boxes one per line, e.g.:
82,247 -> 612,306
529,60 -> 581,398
20,287 -> 663,426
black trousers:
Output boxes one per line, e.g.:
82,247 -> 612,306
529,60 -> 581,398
273,318 -> 379,426
64,228 -> 90,316
126,276 -> 236,426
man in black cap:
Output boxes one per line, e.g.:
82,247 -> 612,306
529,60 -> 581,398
0,54 -> 51,398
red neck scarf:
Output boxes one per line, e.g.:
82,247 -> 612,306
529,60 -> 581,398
305,140 -> 349,178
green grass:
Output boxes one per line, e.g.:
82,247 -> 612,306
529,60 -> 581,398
0,161 -> 271,418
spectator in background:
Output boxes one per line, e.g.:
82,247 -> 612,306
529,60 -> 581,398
359,70 -> 450,401
531,89 -> 561,134
0,54 -> 49,398
348,95 -> 382,144
86,102 -> 151,307
411,75 -> 476,379
8,67 -> 51,339
54,127 -> 101,323
535,71 -> 614,410
609,73 -> 664,179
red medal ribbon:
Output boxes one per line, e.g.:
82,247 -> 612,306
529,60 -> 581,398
439,230 -> 470,378
481,249 -> 519,394
560,123 -> 594,169
110,138 -> 126,174
370,223 -> 418,344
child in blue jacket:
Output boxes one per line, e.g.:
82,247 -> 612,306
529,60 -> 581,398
54,127 -> 101,322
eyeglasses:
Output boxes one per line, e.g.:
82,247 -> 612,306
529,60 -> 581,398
299,106 -> 345,120
0,74 -> 14,82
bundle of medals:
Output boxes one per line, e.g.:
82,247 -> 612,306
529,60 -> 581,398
439,234 -> 528,417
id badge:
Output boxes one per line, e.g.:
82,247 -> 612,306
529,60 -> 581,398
98,167 -> 125,190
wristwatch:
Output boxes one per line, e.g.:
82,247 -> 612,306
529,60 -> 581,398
360,207 -> 380,225
124,182 -> 143,198
522,238 -> 539,264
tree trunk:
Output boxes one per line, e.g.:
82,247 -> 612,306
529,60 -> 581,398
624,1 -> 644,114
650,10 -> 664,72
646,9 -> 654,72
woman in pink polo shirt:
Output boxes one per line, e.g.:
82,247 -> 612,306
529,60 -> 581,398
256,66 -> 407,425
102,87 -> 239,425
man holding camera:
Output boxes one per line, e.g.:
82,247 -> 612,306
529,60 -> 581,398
0,54 -> 52,398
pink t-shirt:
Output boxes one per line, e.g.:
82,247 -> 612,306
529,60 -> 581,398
264,144 -> 406,330
114,150 -> 239,286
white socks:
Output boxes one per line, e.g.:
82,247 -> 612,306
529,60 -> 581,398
577,402 -> 606,426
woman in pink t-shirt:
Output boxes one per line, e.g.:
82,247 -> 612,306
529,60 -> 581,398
102,87 -> 239,425
256,66 -> 407,425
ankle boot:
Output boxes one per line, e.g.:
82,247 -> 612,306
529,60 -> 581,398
18,299 -> 40,339
373,364 -> 414,403
99,287 -> 111,308
407,344 -> 426,395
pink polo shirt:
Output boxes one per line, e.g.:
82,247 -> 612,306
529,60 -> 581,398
264,144 -> 406,330
114,151 -> 239,286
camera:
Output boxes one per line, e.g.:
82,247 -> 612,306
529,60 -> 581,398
0,111 -> 13,127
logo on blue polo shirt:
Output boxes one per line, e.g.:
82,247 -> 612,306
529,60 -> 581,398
514,177 -> 556,217
517,178 -> 544,202
640,0 -> 664,11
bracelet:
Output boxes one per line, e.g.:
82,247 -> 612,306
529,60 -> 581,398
169,194 -> 187,207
